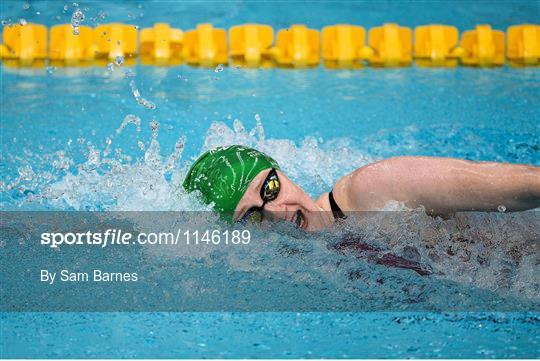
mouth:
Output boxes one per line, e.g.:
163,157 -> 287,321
293,210 -> 305,229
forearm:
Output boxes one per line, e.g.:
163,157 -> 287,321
348,157 -> 540,214
411,159 -> 540,213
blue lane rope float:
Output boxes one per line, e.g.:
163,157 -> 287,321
1,22 -> 539,68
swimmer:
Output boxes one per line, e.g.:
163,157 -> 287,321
183,145 -> 540,231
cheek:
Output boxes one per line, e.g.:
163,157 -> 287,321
281,185 -> 317,209
281,183 -> 304,202
278,174 -> 317,208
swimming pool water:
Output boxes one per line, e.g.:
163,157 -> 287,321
2,313 -> 539,358
1,0 -> 540,358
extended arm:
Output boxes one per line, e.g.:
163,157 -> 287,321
337,156 -> 540,214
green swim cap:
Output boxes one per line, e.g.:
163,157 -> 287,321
183,145 -> 279,218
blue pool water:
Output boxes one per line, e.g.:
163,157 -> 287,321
1,0 -> 540,358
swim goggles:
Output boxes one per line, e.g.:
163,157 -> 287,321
237,168 -> 280,224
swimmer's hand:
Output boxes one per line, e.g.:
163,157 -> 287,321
334,156 -> 540,215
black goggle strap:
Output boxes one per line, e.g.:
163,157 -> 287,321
238,205 -> 264,224
238,169 -> 279,224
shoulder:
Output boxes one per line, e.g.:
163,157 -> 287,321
337,158 -> 391,191
333,157 -> 408,210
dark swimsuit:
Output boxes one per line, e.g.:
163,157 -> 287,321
329,190 -> 432,276
328,190 -> 346,220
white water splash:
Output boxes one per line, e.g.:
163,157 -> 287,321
202,120 -> 371,195
116,114 -> 142,134
14,118 -> 368,212
43,120 -> 189,211
3,119 -> 539,301
130,80 -> 156,109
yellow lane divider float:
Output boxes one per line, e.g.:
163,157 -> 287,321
1,22 -> 539,68
459,25 -> 505,66
322,24 -> 371,68
183,23 -> 227,66
414,24 -> 461,67
94,23 -> 138,63
229,24 -> 273,67
140,23 -> 183,65
271,24 -> 320,67
1,23 -> 47,66
49,24 -> 94,66
507,24 -> 540,66
367,23 -> 412,67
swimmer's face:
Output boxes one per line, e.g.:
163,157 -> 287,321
234,169 -> 332,231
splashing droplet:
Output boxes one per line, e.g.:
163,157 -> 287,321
71,9 -> 84,35
103,137 -> 114,157
52,151 -> 73,170
114,55 -> 124,66
143,121 -> 161,168
46,66 -> 56,74
214,64 -> 224,73
251,115 -> 265,141
18,165 -> 35,181
130,80 -> 156,110
165,136 -> 186,172
232,119 -> 245,134
116,114 -> 141,134
150,120 -> 159,133
19,18 -> 27,26
497,205 -> 506,213
22,3 -> 30,10
86,146 -> 101,169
